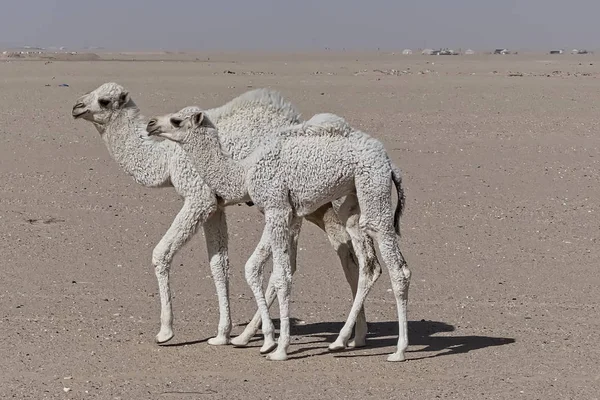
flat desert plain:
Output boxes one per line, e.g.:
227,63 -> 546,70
1,52 -> 599,399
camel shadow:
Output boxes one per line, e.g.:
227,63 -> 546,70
159,337 -> 210,347
236,318 -> 515,360
161,319 -> 515,361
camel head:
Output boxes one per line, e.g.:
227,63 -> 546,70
72,82 -> 132,125
145,106 -> 201,137
147,111 -> 216,143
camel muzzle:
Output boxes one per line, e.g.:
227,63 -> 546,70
146,119 -> 160,135
72,104 -> 88,118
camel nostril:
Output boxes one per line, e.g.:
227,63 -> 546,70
73,102 -> 85,110
147,119 -> 157,127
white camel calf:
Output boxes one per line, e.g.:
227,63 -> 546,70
149,111 -> 411,362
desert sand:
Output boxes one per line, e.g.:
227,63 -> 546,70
1,52 -> 599,399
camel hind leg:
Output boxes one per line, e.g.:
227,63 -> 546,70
305,201 -> 372,348
328,195 -> 382,351
356,172 -> 411,362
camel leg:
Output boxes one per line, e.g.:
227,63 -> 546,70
231,218 -> 302,347
355,173 -> 411,362
329,196 -> 382,351
203,208 -> 233,345
265,210 -> 296,361
153,197 -> 218,344
244,225 -> 278,354
304,202 -> 370,348
371,228 -> 411,362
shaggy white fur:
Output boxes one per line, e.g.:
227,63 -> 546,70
72,83 -> 370,348
150,111 -> 411,362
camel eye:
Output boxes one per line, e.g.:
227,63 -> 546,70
170,117 -> 183,128
98,98 -> 111,107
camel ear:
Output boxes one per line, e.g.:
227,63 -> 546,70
191,112 -> 205,127
118,91 -> 130,107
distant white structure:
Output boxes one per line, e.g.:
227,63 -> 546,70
572,49 -> 589,55
464,49 -> 475,55
402,49 -> 413,55
422,48 -> 434,55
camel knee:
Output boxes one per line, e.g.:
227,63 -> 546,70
152,243 -> 171,267
153,242 -> 176,282
389,262 -> 411,289
154,263 -> 169,279
400,264 -> 411,284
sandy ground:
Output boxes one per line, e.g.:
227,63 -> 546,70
1,52 -> 599,399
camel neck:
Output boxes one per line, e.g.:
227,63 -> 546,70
180,131 -> 248,203
100,106 -> 171,188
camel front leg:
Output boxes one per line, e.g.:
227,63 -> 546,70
202,208 -> 233,345
153,197 -> 218,344
244,225 -> 278,354
231,218 -> 302,347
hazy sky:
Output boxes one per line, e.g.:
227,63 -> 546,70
1,0 -> 598,51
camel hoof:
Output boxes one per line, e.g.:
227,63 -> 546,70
266,351 -> 288,361
155,330 -> 174,344
328,341 -> 347,352
347,338 -> 367,348
260,340 -> 278,354
230,335 -> 252,347
208,335 -> 230,346
386,352 -> 406,362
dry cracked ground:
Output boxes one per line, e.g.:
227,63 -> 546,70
1,52 -> 599,399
